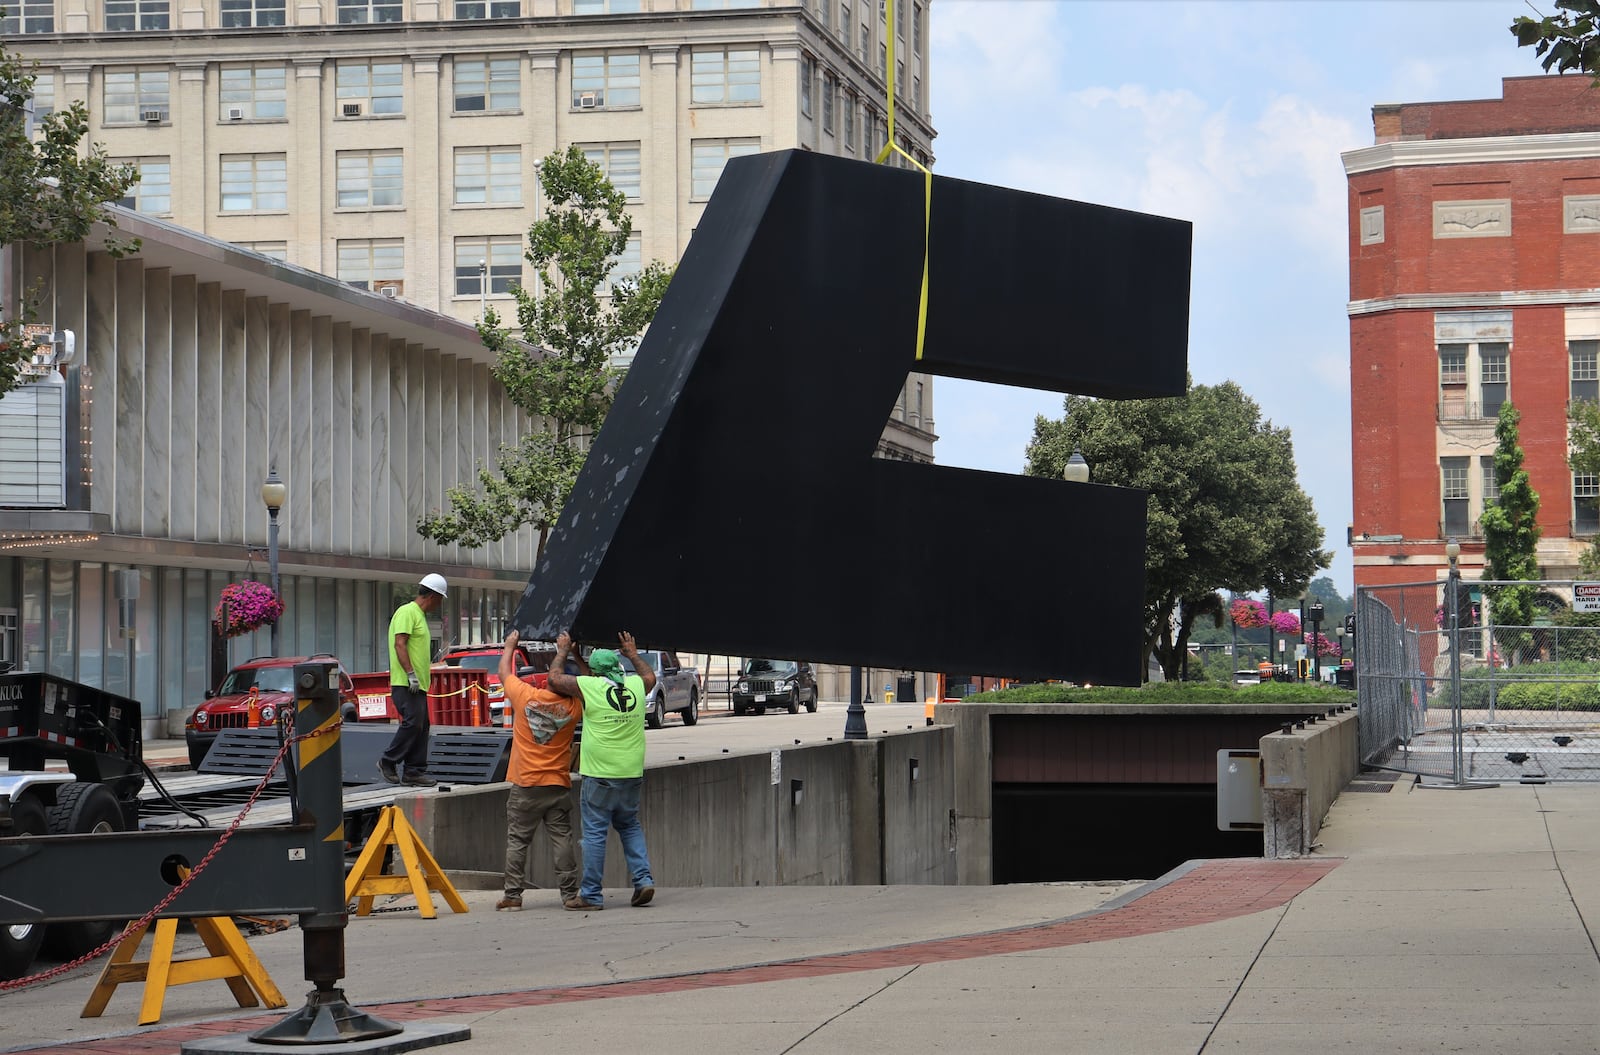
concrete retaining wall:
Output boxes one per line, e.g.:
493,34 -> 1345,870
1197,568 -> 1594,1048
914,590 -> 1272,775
1260,710 -> 1361,857
402,726 -> 956,891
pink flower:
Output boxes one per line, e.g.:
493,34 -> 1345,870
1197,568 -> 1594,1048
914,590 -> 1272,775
1230,598 -> 1267,629
213,581 -> 285,638
1269,611 -> 1301,635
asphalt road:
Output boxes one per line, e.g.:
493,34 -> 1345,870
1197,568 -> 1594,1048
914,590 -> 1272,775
643,698 -> 932,764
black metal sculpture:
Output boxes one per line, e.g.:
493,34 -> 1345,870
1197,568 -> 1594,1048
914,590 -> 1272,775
515,150 -> 1190,685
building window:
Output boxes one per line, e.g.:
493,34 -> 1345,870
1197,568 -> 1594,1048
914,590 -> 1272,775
571,51 -> 641,109
819,0 -> 830,29
114,157 -> 171,215
842,91 -> 855,150
1481,455 -> 1499,508
1578,475 -> 1600,535
601,232 -> 641,296
878,42 -> 887,82
690,137 -> 759,200
219,153 -> 288,212
896,0 -> 905,37
235,241 -> 288,261
799,54 -> 814,117
337,239 -> 404,291
2,1 -> 55,33
690,47 -> 761,105
912,75 -> 921,111
859,20 -> 870,62
454,56 -> 519,112
103,68 -> 170,125
336,60 -> 403,116
219,64 -> 287,121
1480,344 -> 1509,419
337,0 -> 401,23
28,73 -> 54,135
453,146 -> 521,205
105,0 -> 169,30
455,0 -> 518,15
454,236 -> 521,296
912,1 -> 923,53
689,0 -> 759,7
821,72 -> 836,133
1441,458 -> 1469,538
336,150 -> 403,209
1574,341 -> 1600,404
574,0 -> 640,11
219,0 -> 286,26
839,2 -> 850,38
580,142 -> 641,202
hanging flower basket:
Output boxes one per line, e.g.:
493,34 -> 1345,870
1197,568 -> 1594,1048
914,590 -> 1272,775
213,581 -> 285,638
1229,598 -> 1267,629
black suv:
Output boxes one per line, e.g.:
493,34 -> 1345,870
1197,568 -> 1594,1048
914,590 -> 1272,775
731,659 -> 818,715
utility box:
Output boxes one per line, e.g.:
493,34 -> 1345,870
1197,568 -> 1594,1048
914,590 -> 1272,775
1216,749 -> 1263,831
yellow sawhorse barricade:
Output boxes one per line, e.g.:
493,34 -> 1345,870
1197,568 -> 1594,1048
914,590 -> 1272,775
82,913 -> 287,1026
344,804 -> 467,919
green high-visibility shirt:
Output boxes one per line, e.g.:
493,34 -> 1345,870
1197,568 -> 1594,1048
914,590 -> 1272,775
575,674 -> 647,778
388,601 -> 431,691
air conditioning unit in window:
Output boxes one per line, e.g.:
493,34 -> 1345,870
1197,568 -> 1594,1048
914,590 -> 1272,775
142,109 -> 166,123
226,106 -> 244,121
342,102 -> 363,117
576,91 -> 599,109
378,281 -> 403,299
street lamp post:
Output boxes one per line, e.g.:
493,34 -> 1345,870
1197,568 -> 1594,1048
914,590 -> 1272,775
1446,537 -> 1463,783
262,467 -> 286,657
478,258 -> 487,321
1308,600 -> 1325,682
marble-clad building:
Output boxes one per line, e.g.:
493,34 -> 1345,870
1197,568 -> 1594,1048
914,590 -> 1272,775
0,207 -> 533,732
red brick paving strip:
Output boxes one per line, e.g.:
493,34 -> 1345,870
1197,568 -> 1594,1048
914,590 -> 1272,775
2,858 -> 1339,1055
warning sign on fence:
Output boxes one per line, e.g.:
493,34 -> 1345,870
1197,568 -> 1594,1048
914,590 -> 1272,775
1574,582 -> 1600,613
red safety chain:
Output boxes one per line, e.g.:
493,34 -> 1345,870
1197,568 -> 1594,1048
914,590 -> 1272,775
0,719 -> 342,992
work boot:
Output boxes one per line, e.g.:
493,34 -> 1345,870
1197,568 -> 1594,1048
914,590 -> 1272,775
401,770 -> 437,787
378,758 -> 399,784
564,897 -> 602,911
495,894 -> 522,912
631,885 -> 655,907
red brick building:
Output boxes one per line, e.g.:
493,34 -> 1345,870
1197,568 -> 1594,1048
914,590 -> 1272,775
1344,75 -> 1600,597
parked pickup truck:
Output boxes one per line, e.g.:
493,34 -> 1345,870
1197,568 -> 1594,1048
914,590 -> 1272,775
621,650 -> 701,729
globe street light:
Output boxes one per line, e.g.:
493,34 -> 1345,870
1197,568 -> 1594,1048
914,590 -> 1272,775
261,467 -> 286,657
1063,448 -> 1090,484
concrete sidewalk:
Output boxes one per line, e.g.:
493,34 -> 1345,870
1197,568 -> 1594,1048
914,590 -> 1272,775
2,777 -> 1598,1055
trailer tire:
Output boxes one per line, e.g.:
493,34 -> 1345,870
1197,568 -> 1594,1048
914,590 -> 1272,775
42,782 -> 126,959
0,795 -> 48,981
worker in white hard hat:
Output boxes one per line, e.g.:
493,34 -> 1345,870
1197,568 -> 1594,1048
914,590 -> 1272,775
379,574 -> 448,786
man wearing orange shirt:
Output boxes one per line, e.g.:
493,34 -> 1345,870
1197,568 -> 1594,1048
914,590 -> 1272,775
495,630 -> 584,911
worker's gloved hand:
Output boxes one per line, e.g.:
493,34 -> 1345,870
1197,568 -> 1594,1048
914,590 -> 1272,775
408,672 -> 421,692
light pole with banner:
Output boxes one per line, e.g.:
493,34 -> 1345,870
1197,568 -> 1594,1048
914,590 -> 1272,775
261,467 -> 286,657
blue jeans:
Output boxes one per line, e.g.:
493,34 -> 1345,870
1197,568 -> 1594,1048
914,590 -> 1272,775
579,776 -> 652,903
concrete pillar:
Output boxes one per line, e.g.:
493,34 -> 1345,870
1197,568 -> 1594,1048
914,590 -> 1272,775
409,56 -> 443,311
647,45 -> 680,257
292,59 -> 325,270
175,63 -> 209,229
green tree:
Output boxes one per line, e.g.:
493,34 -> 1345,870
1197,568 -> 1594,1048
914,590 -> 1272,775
1026,378 -> 1329,682
418,146 -> 673,556
1511,0 -> 1600,81
1,30 -> 137,395
1568,397 -> 1600,576
1480,402 -> 1542,660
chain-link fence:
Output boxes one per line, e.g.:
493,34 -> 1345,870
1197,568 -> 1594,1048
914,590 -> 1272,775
1356,579 -> 1600,783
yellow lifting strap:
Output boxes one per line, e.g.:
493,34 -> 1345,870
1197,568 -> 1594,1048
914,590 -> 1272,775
345,804 -> 468,920
874,0 -> 932,361
81,907 -> 286,1026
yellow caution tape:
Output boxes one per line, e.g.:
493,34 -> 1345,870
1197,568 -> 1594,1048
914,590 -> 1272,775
874,0 -> 931,361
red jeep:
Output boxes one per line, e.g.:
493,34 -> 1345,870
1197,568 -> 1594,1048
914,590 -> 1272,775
185,654 -> 360,768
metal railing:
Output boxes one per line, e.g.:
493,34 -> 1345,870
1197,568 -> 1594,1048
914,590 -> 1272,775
1356,578 -> 1600,784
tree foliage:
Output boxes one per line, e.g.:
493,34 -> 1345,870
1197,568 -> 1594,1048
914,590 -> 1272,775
1025,378 -> 1329,682
417,145 -> 673,555
1480,402 -> 1541,657
1511,0 -> 1600,81
1,32 -> 137,395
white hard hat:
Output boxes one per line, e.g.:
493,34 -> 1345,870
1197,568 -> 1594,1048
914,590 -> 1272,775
419,573 -> 448,598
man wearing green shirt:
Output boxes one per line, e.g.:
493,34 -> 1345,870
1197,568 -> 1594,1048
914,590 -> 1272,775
547,629 -> 656,910
379,574 -> 447,787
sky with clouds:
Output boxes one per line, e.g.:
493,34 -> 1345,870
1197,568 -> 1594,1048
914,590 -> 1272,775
927,0 -> 1540,595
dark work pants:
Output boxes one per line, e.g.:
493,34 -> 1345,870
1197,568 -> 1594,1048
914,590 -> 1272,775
381,684 -> 431,774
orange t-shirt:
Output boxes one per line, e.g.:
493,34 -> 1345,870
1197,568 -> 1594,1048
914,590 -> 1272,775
503,675 -> 581,788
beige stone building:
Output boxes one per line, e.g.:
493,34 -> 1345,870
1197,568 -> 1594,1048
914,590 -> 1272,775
10,0 -> 939,459
5,0 -> 943,709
